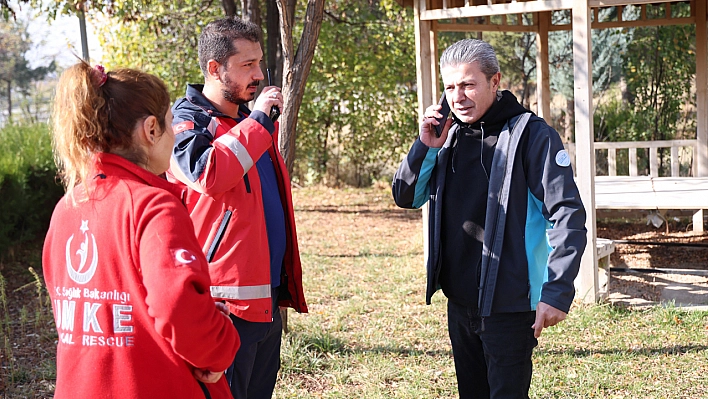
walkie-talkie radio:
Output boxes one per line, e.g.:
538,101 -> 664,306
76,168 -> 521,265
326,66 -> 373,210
266,68 -> 281,122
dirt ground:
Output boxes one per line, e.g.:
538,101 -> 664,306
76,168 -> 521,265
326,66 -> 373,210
598,215 -> 708,309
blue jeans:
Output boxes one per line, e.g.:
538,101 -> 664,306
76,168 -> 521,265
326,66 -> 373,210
447,301 -> 538,399
225,288 -> 283,399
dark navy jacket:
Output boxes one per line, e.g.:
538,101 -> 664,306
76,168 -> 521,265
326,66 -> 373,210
392,91 -> 587,316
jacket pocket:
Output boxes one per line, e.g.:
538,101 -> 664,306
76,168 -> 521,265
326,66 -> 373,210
206,210 -> 232,262
243,173 -> 252,194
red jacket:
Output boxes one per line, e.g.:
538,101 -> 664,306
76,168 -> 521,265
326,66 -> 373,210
167,85 -> 308,322
43,153 -> 239,399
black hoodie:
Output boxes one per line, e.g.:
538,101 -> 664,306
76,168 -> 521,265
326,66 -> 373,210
439,90 -> 528,308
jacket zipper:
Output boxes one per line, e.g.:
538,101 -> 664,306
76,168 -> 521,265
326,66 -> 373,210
206,210 -> 232,263
477,259 -> 486,332
198,381 -> 212,399
478,116 -> 521,324
479,182 -> 502,317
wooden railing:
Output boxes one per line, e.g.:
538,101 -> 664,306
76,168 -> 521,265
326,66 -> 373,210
565,139 -> 697,177
565,139 -> 707,233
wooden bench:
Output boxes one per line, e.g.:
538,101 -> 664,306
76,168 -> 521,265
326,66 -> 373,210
566,140 -> 708,232
594,176 -> 708,210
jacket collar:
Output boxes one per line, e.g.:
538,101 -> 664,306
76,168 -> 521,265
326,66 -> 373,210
93,152 -> 184,200
185,84 -> 250,122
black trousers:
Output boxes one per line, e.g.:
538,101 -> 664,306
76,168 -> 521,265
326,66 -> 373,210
225,288 -> 283,399
447,301 -> 538,399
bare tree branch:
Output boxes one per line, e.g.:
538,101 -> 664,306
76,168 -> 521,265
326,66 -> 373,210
221,0 -> 236,16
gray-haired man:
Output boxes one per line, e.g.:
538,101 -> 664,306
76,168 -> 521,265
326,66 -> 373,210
392,39 -> 587,398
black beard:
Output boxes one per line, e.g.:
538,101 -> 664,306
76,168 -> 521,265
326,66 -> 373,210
220,77 -> 259,105
222,88 -> 252,105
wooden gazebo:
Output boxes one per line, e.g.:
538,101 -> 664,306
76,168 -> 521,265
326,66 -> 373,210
395,0 -> 708,303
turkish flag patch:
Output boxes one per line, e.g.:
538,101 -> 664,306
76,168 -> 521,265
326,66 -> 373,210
173,121 -> 194,135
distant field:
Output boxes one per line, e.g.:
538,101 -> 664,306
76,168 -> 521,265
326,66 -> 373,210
2,185 -> 707,398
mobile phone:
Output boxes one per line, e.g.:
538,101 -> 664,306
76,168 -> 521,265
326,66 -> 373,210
266,68 -> 281,122
434,92 -> 451,138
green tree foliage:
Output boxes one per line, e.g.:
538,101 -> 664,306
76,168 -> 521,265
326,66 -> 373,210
295,0 -> 416,186
493,30 -> 536,108
621,23 -> 695,142
6,0 -> 411,187
96,0 -> 223,99
594,22 -> 696,176
546,5 -> 694,148
482,16 -> 537,109
0,19 -> 55,123
548,9 -> 626,103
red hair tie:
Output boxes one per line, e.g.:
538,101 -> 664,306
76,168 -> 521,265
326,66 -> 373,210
91,64 -> 108,88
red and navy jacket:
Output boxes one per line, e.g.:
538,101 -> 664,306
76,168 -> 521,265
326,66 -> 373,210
167,84 -> 308,322
43,153 -> 239,399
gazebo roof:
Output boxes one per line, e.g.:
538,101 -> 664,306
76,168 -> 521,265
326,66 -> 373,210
395,0 -> 697,28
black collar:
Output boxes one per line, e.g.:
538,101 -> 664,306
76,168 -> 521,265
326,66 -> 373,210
185,84 -> 250,122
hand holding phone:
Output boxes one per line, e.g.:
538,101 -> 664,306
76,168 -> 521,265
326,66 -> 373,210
434,93 -> 451,138
266,68 -> 281,122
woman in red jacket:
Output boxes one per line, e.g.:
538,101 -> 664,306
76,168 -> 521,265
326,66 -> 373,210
43,61 -> 240,399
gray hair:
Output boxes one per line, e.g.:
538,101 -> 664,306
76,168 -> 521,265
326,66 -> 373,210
439,39 -> 500,81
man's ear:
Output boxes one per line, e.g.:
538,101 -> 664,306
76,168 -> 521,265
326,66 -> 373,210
491,72 -> 502,90
206,59 -> 222,82
139,115 -> 159,146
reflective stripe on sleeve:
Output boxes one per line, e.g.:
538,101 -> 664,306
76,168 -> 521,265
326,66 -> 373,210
215,134 -> 255,174
206,117 -> 219,137
210,284 -> 271,300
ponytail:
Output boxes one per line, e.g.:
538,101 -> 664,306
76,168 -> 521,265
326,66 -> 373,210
52,61 -> 170,195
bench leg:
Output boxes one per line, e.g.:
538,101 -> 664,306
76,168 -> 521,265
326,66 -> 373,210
693,210 -> 705,233
597,255 -> 610,299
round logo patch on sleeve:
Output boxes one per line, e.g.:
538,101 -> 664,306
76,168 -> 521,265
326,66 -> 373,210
555,150 -> 571,167
173,249 -> 197,265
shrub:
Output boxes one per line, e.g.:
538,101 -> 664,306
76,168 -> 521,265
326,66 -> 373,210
0,123 -> 64,257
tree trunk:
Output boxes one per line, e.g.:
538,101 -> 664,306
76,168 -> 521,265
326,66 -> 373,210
240,0 -> 267,90
266,0 -> 282,86
276,0 -> 325,175
240,0 -> 261,28
564,98 -> 574,143
221,0 -> 237,16
6,81 -> 12,123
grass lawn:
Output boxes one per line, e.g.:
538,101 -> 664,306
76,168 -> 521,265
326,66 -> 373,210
276,185 -> 708,399
1,185 -> 707,398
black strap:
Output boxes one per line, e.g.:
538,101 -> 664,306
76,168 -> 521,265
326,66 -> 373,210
198,381 -> 212,399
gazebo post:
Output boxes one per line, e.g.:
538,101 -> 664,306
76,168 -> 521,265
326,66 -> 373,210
414,0 -> 435,117
431,22 -> 441,102
694,0 -> 707,232
414,0 -> 435,267
535,11 -> 552,121
572,0 -> 599,303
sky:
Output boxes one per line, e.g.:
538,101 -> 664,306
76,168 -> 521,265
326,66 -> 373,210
14,2 -> 103,69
